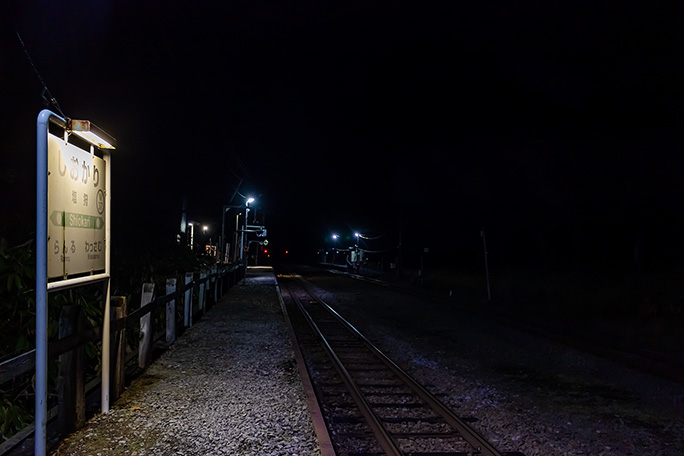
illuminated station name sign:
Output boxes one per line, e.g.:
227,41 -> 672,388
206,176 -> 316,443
47,133 -> 107,279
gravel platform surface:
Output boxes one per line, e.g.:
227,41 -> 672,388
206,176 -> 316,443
51,267 -> 321,456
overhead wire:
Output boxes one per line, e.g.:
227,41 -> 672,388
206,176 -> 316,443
232,153 -> 250,178
14,28 -> 65,118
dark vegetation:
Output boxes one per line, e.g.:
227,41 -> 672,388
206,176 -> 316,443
0,236 -> 214,441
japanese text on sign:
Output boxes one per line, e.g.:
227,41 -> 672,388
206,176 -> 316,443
47,134 -> 107,279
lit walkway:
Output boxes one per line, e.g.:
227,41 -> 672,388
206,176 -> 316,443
51,267 -> 321,456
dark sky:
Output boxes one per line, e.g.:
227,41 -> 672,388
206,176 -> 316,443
2,1 -> 684,265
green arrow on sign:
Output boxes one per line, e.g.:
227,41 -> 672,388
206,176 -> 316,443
49,211 -> 65,227
50,211 -> 104,229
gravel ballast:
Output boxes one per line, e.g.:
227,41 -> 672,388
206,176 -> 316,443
305,268 -> 684,456
51,267 -> 321,456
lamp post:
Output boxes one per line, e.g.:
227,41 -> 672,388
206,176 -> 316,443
220,206 -> 239,263
234,212 -> 241,262
240,197 -> 255,263
332,234 -> 339,263
202,225 -> 210,255
188,222 -> 195,250
220,197 -> 254,264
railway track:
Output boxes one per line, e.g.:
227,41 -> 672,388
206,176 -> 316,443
278,273 -> 524,456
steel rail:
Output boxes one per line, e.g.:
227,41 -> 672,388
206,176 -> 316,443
294,276 -> 506,456
284,285 -> 404,456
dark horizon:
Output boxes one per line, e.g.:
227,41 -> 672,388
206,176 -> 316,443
2,1 -> 684,272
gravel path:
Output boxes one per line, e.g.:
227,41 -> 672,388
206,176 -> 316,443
50,267 -> 321,456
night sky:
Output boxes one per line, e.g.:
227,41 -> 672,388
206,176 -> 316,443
2,1 -> 684,267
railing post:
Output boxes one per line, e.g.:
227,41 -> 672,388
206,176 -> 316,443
219,267 -> 224,297
165,278 -> 177,344
184,272 -> 193,327
138,283 -> 155,369
57,305 -> 86,436
212,265 -> 218,305
198,270 -> 207,314
110,296 -> 127,402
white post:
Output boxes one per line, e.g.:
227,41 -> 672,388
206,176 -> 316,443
184,272 -> 194,327
101,281 -> 112,412
101,125 -> 113,413
138,283 -> 155,368
198,271 -> 207,311
165,278 -> 177,344
212,265 -> 218,303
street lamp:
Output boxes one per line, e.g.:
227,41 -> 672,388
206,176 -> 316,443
220,197 -> 254,264
331,234 -> 339,263
202,225 -> 209,253
188,221 -> 196,250
241,197 -> 255,263
234,212 -> 241,262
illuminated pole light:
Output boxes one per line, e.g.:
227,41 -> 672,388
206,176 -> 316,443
188,222 -> 195,250
332,234 -> 339,263
221,203 -> 248,264
241,197 -> 255,263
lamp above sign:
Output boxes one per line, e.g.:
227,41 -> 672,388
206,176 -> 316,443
68,118 -> 117,150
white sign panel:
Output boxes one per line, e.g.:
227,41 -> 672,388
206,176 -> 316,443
47,133 -> 107,279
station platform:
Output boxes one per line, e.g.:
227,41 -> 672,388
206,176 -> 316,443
50,267 -> 322,456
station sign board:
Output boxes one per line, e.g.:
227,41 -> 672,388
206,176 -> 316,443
47,133 -> 106,278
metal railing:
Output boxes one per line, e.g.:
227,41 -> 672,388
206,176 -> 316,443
0,264 -> 245,456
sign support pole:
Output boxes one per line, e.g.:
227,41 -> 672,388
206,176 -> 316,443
35,110 -> 114,454
35,109 -> 59,456
101,145 -> 112,412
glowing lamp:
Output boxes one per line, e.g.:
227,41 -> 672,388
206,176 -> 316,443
68,119 -> 116,149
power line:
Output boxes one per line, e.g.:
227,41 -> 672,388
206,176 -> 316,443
15,29 -> 65,118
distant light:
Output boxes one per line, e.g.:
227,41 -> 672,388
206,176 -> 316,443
332,234 -> 338,240
355,232 -> 360,238
247,197 -> 255,204
202,225 -> 208,232
285,250 -> 289,254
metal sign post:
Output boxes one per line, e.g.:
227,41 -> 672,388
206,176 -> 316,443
35,109 -> 115,455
